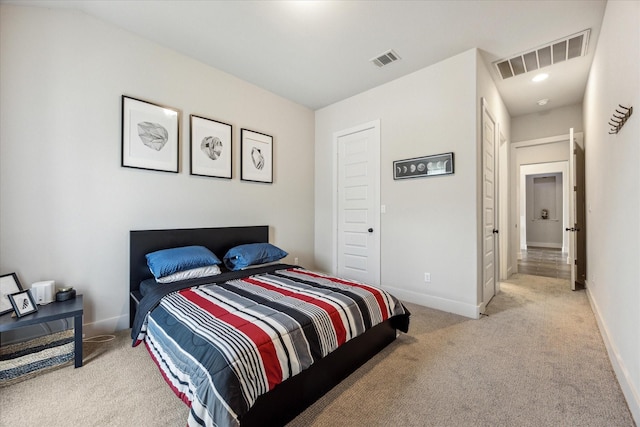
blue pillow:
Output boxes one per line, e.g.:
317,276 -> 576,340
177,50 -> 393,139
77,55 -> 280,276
223,243 -> 288,271
146,245 -> 221,280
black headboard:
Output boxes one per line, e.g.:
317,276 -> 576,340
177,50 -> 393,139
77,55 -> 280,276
129,226 -> 269,295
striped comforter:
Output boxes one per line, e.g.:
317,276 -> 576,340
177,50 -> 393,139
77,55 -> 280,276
136,267 -> 408,427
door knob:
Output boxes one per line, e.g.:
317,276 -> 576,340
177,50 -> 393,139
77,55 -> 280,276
368,228 -> 374,233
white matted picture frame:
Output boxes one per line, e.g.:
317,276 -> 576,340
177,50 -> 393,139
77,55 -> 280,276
121,95 -> 180,173
190,115 -> 232,179
0,273 -> 23,316
241,129 -> 273,183
8,289 -> 38,318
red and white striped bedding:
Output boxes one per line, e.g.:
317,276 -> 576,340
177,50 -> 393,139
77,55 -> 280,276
138,267 -> 408,427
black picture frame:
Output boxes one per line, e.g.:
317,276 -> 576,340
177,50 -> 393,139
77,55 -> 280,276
190,115 -> 233,179
241,129 -> 273,183
393,152 -> 454,180
8,289 -> 38,318
121,95 -> 180,173
0,273 -> 23,316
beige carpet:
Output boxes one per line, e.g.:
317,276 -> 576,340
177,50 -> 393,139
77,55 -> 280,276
0,274 -> 635,426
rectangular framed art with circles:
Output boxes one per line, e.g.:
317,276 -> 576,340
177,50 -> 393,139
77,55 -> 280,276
393,152 -> 454,180
241,129 -> 273,183
190,115 -> 232,179
121,95 -> 180,173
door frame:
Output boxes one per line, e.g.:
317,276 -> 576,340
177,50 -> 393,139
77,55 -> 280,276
519,161 -> 569,254
331,120 -> 381,284
498,126 -> 510,280
510,132 -> 584,272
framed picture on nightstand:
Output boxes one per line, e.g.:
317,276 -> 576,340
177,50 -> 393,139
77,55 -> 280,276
0,273 -> 23,315
9,289 -> 38,318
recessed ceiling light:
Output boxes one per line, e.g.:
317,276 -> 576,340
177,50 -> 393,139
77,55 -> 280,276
537,98 -> 549,106
532,73 -> 549,82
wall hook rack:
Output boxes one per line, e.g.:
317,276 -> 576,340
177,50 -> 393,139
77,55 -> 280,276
608,104 -> 633,134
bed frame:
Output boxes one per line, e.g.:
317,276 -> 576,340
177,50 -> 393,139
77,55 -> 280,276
129,226 -> 399,426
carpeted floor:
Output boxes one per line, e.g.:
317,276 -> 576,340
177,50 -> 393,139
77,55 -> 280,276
0,274 -> 635,427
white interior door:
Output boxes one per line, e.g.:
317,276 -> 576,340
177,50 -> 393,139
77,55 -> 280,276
567,128 -> 587,289
336,121 -> 380,286
568,128 -> 577,290
482,100 -> 497,307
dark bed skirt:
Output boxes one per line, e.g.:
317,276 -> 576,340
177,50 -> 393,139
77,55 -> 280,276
240,319 -> 399,426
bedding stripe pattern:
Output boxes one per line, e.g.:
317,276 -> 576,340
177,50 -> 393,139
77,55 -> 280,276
140,268 -> 407,427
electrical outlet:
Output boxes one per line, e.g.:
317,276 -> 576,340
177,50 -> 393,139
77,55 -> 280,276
424,273 -> 431,283
294,257 -> 299,265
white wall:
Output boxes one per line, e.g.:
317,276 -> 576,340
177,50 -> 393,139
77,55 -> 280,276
315,49 -> 509,318
582,1 -> 640,422
0,5 -> 315,336
512,103 -> 583,143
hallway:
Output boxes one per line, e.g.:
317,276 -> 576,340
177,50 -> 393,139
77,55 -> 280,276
517,246 -> 571,280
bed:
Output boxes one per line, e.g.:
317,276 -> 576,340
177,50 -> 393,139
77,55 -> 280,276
129,226 -> 410,427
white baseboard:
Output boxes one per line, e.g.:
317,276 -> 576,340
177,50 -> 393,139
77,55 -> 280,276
586,281 -> 640,425
382,285 -> 480,319
82,314 -> 129,339
526,242 -> 562,249
0,314 -> 129,346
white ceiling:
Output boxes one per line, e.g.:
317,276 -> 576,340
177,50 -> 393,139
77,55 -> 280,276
7,0 -> 607,116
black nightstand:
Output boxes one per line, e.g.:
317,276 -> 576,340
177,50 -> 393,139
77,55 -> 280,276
0,295 -> 84,368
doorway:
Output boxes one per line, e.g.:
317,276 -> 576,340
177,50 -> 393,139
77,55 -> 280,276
518,167 -> 570,280
525,172 -> 564,249
510,134 -> 583,283
518,162 -> 569,257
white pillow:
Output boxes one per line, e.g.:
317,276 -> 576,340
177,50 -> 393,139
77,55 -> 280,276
241,261 -> 281,270
156,265 -> 221,283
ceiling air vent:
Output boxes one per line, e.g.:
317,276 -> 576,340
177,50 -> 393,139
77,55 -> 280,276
493,29 -> 590,79
371,49 -> 401,68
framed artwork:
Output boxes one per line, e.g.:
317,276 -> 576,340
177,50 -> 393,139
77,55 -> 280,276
0,273 -> 23,316
241,129 -> 273,183
8,289 -> 38,318
394,152 -> 454,180
121,95 -> 180,173
190,115 -> 232,179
